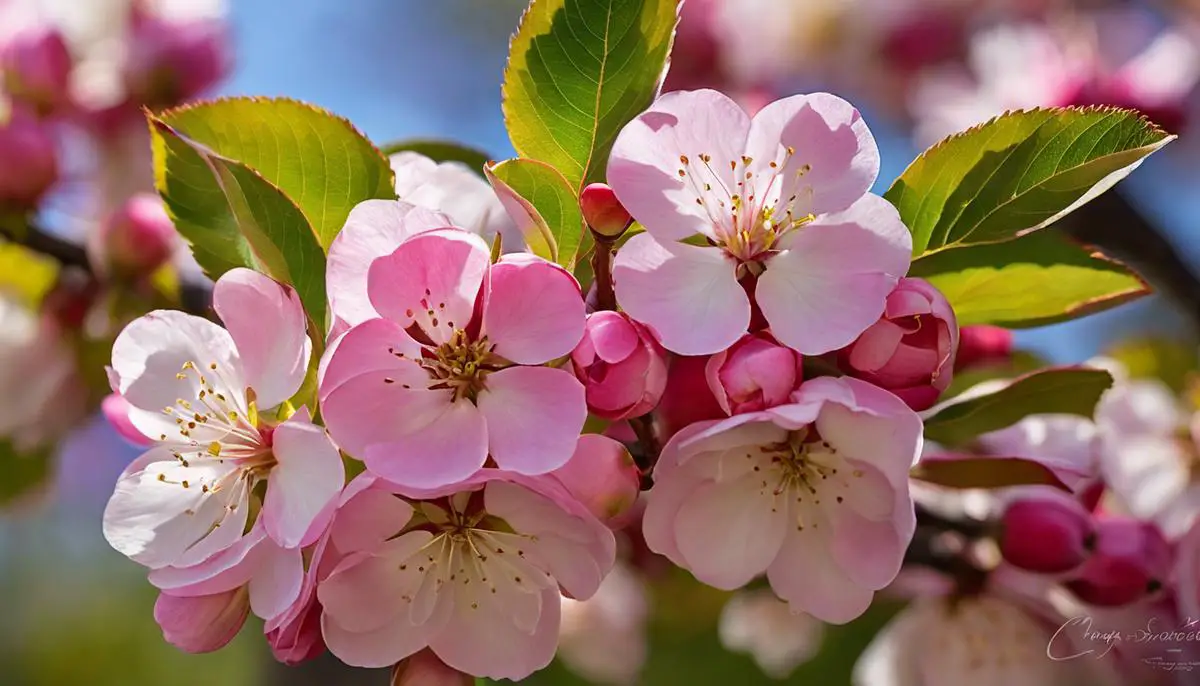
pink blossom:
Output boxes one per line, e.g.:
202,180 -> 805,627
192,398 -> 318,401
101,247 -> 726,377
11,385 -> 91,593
391,152 -> 520,250
999,488 -> 1095,575
955,325 -> 1013,370
0,105 -> 58,209
706,332 -> 803,415
837,277 -> 957,411
392,650 -> 474,686
653,354 -> 726,442
87,193 -> 177,279
154,587 -> 250,653
102,393 -> 151,447
1,24 -> 72,115
318,471 -> 616,680
1064,518 -> 1171,607
557,563 -> 649,685
642,376 -> 920,623
103,269 -> 344,567
550,434 -> 642,528
122,10 -> 229,107
571,311 -> 668,420
320,229 -> 587,488
719,589 -> 825,678
608,90 -> 910,355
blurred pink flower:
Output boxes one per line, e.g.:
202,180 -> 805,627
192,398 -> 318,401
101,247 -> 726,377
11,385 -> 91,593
706,332 -> 803,415
643,376 -> 920,623
122,10 -> 229,107
87,192 -> 177,279
1,23 -> 72,115
1064,517 -> 1171,607
0,104 -> 58,210
719,589 -> 825,678
571,311 -> 668,420
557,563 -> 649,685
320,229 -> 586,489
999,487 -> 1095,575
609,89 -> 911,355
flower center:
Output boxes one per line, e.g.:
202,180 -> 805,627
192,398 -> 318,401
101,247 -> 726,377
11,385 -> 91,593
755,429 -> 866,531
675,149 -> 815,263
420,329 -> 501,403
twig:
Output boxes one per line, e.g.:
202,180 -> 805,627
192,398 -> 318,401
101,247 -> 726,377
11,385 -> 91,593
590,231 -> 618,311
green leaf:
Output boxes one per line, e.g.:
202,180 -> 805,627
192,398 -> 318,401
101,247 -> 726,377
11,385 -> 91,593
923,366 -> 1114,446
911,456 -> 1069,491
909,229 -> 1149,327
0,242 -> 58,307
1106,338 -> 1200,395
381,138 -> 492,176
486,158 -> 589,268
0,440 -> 52,506
943,350 -> 1046,399
886,107 -> 1174,256
158,97 -> 395,249
150,118 -> 328,328
503,0 -> 679,191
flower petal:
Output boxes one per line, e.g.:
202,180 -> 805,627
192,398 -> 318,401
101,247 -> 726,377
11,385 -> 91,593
476,366 -> 586,476
318,318 -> 425,407
674,474 -> 787,589
484,253 -> 585,364
321,610 -> 431,669
430,586 -> 561,681
613,233 -> 748,355
608,89 -> 751,242
361,397 -> 489,489
767,524 -> 875,624
263,411 -> 345,549
392,152 -> 519,249
248,543 -> 304,621
212,268 -> 310,410
154,589 -> 249,653
757,195 -> 911,354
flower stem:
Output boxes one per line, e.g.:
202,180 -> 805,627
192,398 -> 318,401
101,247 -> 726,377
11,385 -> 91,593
590,231 -> 617,311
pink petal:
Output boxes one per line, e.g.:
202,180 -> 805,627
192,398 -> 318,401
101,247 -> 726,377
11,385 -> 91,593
674,475 -> 787,589
582,311 -> 639,364
805,377 -> 923,487
476,366 -> 586,476
641,459 -> 708,566
757,194 -> 911,354
745,93 -> 879,217
102,393 -> 151,446
319,533 -> 433,634
263,411 -> 345,549
154,589 -> 249,653
767,526 -> 875,624
827,469 -> 909,590
430,586 -> 561,681
613,233 -> 748,355
848,320 -> 906,373
330,488 -> 414,555
484,253 -> 586,364
148,524 -> 268,595
608,89 -> 751,242
367,229 -> 490,345
247,543 -> 304,621
327,199 -> 452,329
318,318 -> 425,407
212,268 -> 311,410
321,610 -> 431,669
362,397 -> 489,489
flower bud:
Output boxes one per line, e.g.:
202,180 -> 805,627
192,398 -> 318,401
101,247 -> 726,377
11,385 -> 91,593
999,490 -> 1094,574
1,26 -> 73,115
571,311 -> 668,420
1064,518 -> 1172,607
654,354 -> 726,442
551,434 -> 641,528
122,13 -> 229,107
102,393 -> 152,447
391,650 -> 473,686
154,588 -> 249,653
580,183 -> 633,238
837,277 -> 958,411
89,193 -> 176,279
955,325 -> 1013,371
706,332 -> 802,415
266,599 -> 324,666
0,105 -> 58,209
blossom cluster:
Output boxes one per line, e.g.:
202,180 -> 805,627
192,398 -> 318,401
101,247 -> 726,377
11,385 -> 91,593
99,89 -> 962,680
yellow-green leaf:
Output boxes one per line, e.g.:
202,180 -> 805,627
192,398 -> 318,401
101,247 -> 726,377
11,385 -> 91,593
486,158 -> 589,268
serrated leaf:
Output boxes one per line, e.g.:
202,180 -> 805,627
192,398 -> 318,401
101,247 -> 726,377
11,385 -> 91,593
381,139 -> 492,176
911,455 -> 1069,491
158,97 -> 395,249
486,158 -> 589,268
503,0 -> 679,191
0,440 -> 52,506
909,229 -> 1149,328
150,118 -> 328,329
923,367 -> 1113,446
886,107 -> 1174,256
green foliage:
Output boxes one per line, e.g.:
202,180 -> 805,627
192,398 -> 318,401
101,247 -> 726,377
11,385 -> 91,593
911,456 -> 1069,491
151,118 -> 328,329
923,367 -> 1114,446
382,138 -> 492,176
0,440 -> 51,506
157,98 -> 395,249
886,107 -> 1173,256
909,229 -> 1148,327
0,242 -> 58,307
1106,338 -> 1200,395
943,351 -> 1045,399
486,158 -> 589,268
503,0 -> 679,191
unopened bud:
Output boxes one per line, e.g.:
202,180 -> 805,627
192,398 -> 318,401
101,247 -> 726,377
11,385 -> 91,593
123,13 -> 229,108
1064,518 -> 1171,607
391,650 -> 473,686
90,193 -> 176,279
581,183 -> 633,238
2,26 -> 73,115
954,325 -> 1013,371
551,434 -> 642,528
0,105 -> 58,209
707,332 -> 802,415
999,491 -> 1094,574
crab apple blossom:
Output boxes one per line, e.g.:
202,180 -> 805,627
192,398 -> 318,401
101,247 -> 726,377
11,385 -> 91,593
557,563 -> 649,685
643,376 -> 921,623
999,488 -> 1095,575
87,192 -> 177,280
1064,517 -> 1172,607
706,332 -> 803,415
571,311 -> 668,420
0,105 -> 58,209
102,393 -> 152,447
391,152 -> 520,249
102,269 -> 344,568
317,470 -> 616,681
837,277 -> 957,411
718,589 -> 825,679
1,23 -> 72,115
608,88 -> 911,355
654,353 -> 726,442
549,434 -> 642,528
154,587 -> 250,654
320,228 -> 587,488
122,10 -> 229,107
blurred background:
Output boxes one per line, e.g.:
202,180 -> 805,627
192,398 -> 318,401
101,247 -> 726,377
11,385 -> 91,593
2,0 -> 1200,684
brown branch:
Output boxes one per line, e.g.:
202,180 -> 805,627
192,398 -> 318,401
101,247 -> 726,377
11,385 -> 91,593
590,231 -> 618,312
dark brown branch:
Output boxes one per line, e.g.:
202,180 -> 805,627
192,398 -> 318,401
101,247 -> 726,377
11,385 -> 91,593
590,231 -> 618,311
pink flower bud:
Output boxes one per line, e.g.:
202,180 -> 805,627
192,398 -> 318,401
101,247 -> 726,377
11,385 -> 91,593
102,393 -> 152,446
1065,518 -> 1172,607
580,183 -> 633,238
123,14 -> 229,107
90,193 -> 176,278
955,325 -> 1013,371
705,333 -> 802,415
0,106 -> 58,209
266,598 -> 324,666
551,434 -> 641,528
154,588 -> 249,653
837,277 -> 958,411
999,490 -> 1095,574
571,311 -> 668,420
391,650 -> 473,686
654,354 -> 726,442
1,26 -> 73,115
